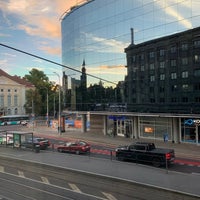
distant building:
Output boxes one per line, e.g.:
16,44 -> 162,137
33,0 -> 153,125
0,69 -> 34,115
125,27 -> 200,114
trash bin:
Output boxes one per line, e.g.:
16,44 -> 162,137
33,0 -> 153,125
35,144 -> 40,153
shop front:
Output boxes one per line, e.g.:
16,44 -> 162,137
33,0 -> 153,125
181,118 -> 200,144
139,116 -> 173,141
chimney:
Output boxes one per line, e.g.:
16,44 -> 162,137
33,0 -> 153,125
131,28 -> 134,45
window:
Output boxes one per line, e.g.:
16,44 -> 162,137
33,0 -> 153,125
14,95 -> 18,106
182,58 -> 188,65
181,43 -> 188,51
140,54 -> 144,60
194,69 -> 200,77
195,97 -> 200,102
7,109 -> 11,115
194,40 -> 200,47
194,83 -> 200,90
182,71 -> 188,78
7,95 -> 11,106
170,46 -> 176,53
0,95 -> 4,106
132,55 -> 136,63
170,59 -> 176,67
159,49 -> 165,56
14,89 -> 17,92
150,63 -> 154,70
1,89 -> 3,92
160,61 -> 165,68
160,87 -> 164,92
8,89 -> 11,92
182,84 -> 189,89
150,87 -> 154,92
171,73 -> 177,79
194,55 -> 200,63
160,74 -> 165,80
149,51 -> 155,58
150,75 -> 155,82
171,85 -> 177,91
140,65 -> 145,71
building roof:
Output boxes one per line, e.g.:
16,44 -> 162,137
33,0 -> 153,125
125,26 -> 200,51
0,69 -> 35,88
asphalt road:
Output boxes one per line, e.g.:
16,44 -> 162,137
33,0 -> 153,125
46,137 -> 200,174
0,156 -> 199,200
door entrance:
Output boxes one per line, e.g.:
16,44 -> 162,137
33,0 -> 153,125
116,119 -> 132,137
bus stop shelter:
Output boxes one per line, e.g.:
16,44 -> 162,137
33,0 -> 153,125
6,131 -> 33,148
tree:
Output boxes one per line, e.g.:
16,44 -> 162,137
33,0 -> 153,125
24,68 -> 61,117
24,89 -> 41,115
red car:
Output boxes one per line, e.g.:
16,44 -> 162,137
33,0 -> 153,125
57,141 -> 90,154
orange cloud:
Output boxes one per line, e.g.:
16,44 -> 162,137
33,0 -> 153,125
39,45 -> 61,56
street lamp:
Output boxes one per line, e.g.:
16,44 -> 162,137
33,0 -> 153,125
54,72 -> 61,135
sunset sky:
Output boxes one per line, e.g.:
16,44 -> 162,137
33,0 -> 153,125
0,0 -> 87,83
0,0 -> 199,85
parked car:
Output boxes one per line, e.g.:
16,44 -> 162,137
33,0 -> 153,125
57,141 -> 91,154
115,142 -> 175,167
21,137 -> 50,150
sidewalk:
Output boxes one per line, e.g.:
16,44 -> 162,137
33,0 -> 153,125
24,126 -> 200,161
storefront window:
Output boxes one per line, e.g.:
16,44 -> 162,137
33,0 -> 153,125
181,118 -> 200,143
139,117 -> 172,140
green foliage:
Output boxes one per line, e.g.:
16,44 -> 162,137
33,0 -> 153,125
24,68 -> 61,116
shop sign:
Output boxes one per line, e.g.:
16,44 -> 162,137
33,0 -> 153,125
108,116 -> 125,120
184,119 -> 200,126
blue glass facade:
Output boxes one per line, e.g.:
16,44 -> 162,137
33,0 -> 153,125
61,0 -> 200,86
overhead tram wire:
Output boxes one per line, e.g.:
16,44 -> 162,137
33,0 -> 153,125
0,43 -> 117,86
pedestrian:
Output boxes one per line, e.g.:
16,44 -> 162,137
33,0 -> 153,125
163,133 -> 168,143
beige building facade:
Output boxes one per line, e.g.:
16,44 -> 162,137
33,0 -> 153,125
0,69 -> 34,116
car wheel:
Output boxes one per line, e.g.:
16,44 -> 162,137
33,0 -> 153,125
58,148 -> 63,153
152,158 -> 161,167
75,150 -> 80,155
116,156 -> 124,161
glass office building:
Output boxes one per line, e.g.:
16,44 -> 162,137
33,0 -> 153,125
61,0 -> 200,143
61,0 -> 200,87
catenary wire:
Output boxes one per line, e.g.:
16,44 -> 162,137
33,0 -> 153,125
0,43 -> 117,86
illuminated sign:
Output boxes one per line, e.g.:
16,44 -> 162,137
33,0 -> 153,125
144,127 -> 154,133
184,119 -> 200,126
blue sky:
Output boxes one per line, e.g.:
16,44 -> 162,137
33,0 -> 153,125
0,0 -> 84,83
0,0 -> 200,85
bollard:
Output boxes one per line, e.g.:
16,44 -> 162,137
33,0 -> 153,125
110,150 -> 113,161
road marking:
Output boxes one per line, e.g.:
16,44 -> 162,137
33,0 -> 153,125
18,170 -> 25,178
0,166 -> 4,172
102,192 -> 118,200
192,172 -> 200,176
68,183 -> 82,193
41,176 -> 50,184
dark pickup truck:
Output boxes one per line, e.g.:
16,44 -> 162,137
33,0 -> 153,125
115,142 -> 175,167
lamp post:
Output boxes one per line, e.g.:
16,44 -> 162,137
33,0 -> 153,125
54,72 -> 61,135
